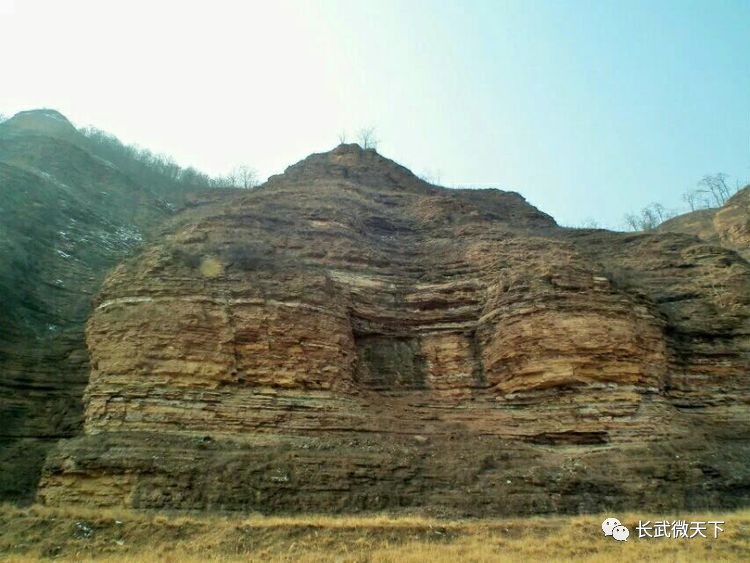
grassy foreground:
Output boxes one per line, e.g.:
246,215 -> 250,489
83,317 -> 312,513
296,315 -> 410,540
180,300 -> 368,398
1,504 -> 748,562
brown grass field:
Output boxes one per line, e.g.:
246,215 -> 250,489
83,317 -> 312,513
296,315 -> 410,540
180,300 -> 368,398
1,504 -> 748,562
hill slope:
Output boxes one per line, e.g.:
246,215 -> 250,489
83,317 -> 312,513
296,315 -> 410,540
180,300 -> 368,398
0,110 -> 208,501
657,186 -> 750,260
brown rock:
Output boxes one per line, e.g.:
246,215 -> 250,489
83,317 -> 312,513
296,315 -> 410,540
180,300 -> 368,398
39,145 -> 750,515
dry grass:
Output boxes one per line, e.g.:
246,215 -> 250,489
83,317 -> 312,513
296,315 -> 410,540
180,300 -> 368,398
1,504 -> 748,562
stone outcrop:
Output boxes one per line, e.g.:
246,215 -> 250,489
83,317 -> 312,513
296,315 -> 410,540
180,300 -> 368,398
38,144 -> 750,515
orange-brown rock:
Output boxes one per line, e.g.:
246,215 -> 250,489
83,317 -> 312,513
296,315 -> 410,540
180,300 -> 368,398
39,145 -> 750,515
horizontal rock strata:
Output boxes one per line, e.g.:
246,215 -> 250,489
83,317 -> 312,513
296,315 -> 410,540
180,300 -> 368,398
40,145 -> 750,515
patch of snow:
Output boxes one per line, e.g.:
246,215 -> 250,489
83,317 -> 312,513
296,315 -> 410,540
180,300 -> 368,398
40,110 -> 66,122
56,249 -> 71,259
97,225 -> 144,251
92,154 -> 118,170
32,169 -> 73,191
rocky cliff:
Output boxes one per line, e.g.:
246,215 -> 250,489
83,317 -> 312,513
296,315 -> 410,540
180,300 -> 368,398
38,144 -> 750,515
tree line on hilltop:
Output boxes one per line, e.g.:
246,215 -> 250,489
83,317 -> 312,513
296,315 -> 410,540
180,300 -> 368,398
622,172 -> 745,231
0,112 -> 259,192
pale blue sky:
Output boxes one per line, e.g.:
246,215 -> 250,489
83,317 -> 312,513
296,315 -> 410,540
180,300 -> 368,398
1,0 -> 748,228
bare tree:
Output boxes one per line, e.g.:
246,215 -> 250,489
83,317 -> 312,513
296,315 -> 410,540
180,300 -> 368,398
624,172 -> 742,232
231,165 -> 258,189
623,212 -> 641,231
338,130 -> 348,144
357,127 -> 378,150
212,165 -> 258,189
178,167 -> 212,186
640,206 -> 660,230
579,217 -> 600,229
623,202 -> 676,231
698,173 -> 733,207
419,169 -> 442,185
650,203 -> 670,223
221,171 -> 238,188
682,189 -> 702,211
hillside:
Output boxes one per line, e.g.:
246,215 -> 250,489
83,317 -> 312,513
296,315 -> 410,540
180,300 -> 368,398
0,109 -> 210,502
36,144 -> 750,515
657,186 -> 750,260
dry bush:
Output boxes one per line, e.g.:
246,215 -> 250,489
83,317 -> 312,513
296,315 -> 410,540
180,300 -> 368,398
223,243 -> 273,271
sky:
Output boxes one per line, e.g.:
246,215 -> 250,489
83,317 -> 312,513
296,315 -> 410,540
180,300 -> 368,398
1,0 -> 748,228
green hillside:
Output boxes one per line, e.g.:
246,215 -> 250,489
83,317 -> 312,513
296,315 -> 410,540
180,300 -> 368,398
0,109 -> 214,502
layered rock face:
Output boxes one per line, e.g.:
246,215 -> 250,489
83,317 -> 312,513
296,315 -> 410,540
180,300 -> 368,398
40,145 -> 750,515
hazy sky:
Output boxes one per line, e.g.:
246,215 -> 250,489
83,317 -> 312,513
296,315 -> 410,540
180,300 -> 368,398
1,0 -> 748,228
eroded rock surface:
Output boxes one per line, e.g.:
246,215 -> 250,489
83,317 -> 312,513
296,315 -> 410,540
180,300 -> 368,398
40,145 -> 750,515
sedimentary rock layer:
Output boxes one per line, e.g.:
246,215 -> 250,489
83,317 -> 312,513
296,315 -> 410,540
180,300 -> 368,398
40,145 -> 750,515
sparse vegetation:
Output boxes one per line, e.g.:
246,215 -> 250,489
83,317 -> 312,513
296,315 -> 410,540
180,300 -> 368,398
78,127 -> 215,192
603,266 -> 640,292
695,173 -> 736,208
578,217 -> 601,229
221,165 -> 259,189
224,243 -> 272,270
78,126 -> 258,192
0,504 -> 748,562
357,127 -> 379,150
171,246 -> 203,269
419,169 -> 443,185
708,280 -> 743,312
623,202 -> 675,232
622,173 -> 745,231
